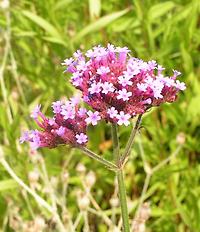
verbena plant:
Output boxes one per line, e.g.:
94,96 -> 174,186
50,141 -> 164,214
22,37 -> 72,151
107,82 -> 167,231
19,44 -> 186,231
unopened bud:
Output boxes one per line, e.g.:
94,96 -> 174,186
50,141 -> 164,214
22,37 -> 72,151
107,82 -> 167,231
85,171 -> 96,188
0,0 -> 9,9
34,216 -> 46,230
109,226 -> 120,232
139,202 -> 151,221
77,192 -> 90,210
62,171 -> 69,181
176,132 -> 186,145
76,163 -> 86,174
28,170 -> 39,183
110,197 -> 119,207
11,89 -> 19,101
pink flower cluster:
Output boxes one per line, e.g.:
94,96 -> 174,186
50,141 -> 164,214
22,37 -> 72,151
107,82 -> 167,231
20,99 -> 88,149
62,44 -> 186,126
21,44 -> 186,149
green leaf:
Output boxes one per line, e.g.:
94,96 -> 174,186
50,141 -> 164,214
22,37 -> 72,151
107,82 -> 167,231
22,10 -> 65,44
148,1 -> 176,21
74,8 -> 130,41
54,0 -> 73,11
0,179 -> 18,192
186,95 -> 200,122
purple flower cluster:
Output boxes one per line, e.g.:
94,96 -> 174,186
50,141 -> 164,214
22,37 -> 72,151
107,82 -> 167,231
21,44 -> 186,149
20,99 -> 88,149
62,44 -> 186,126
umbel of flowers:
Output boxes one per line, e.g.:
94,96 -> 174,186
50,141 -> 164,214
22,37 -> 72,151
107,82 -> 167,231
62,44 -> 186,126
20,98 -> 88,149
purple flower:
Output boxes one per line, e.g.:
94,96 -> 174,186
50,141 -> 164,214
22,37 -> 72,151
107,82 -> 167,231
150,79 -> 164,99
48,118 -> 55,126
88,82 -> 102,94
116,111 -> 131,126
56,126 -> 65,136
71,72 -> 83,87
137,83 -> 148,92
107,43 -> 116,52
97,66 -> 110,75
76,60 -> 87,72
76,133 -> 88,144
30,130 -> 41,150
173,69 -> 181,77
61,104 -> 75,119
70,95 -> 81,106
52,101 -> 62,114
85,49 -> 95,58
117,89 -> 132,101
157,65 -> 165,74
93,46 -> 107,57
73,50 -> 83,59
101,82 -> 115,94
116,46 -> 130,53
175,80 -> 186,90
143,98 -> 152,105
148,60 -> 157,70
118,75 -> 133,87
78,108 -> 87,116
85,111 -> 101,125
61,58 -> 74,66
30,105 -> 41,119
107,107 -> 118,119
20,131 -> 30,143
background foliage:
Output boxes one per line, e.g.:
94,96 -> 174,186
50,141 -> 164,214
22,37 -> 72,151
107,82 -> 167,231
0,0 -> 200,231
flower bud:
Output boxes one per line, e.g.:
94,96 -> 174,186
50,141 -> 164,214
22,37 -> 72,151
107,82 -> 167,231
110,197 -> 119,207
76,163 -> 86,174
109,226 -> 120,232
77,191 -> 90,210
0,0 -> 9,9
28,170 -> 39,184
139,202 -> 151,221
34,216 -> 46,230
62,171 -> 69,182
85,171 -> 96,188
176,132 -> 186,145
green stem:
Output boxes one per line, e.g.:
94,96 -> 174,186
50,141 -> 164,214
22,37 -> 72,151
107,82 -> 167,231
117,170 -> 130,232
120,114 -> 142,166
111,124 -> 130,232
111,123 -> 120,163
78,146 -> 117,171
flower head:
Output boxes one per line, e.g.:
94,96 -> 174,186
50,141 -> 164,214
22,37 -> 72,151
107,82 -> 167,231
20,98 -> 88,149
61,44 -> 186,126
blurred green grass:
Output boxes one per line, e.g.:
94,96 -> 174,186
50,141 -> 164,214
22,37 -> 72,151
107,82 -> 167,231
0,0 -> 200,231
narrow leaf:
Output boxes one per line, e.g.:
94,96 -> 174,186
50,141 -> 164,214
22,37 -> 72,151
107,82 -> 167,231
148,1 -> 176,21
0,179 -> 18,192
22,10 -> 62,40
74,8 -> 130,41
